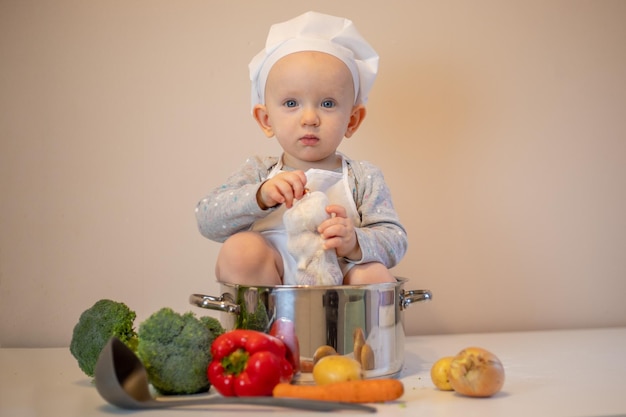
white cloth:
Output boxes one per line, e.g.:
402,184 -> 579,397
250,156 -> 359,284
248,11 -> 379,111
283,191 -> 343,285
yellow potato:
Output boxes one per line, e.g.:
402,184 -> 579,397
360,343 -> 375,371
353,328 -> 365,362
313,355 -> 363,385
313,345 -> 338,364
430,356 -> 454,391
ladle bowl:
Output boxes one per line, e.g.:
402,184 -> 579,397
94,337 -> 377,412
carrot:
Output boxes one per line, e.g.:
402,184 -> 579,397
272,379 -> 404,403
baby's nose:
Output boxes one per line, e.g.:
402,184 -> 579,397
301,108 -> 320,126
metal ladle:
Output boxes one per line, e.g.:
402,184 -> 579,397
94,337 -> 376,413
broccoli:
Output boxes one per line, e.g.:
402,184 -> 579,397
69,299 -> 137,377
199,315 -> 225,338
136,307 -> 224,395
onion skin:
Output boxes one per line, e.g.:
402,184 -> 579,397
448,347 -> 505,397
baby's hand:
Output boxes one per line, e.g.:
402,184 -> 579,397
318,205 -> 361,261
257,170 -> 307,209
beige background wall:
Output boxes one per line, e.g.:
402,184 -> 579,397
1,1 -> 625,347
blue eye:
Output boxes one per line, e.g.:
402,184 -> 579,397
321,100 -> 335,108
284,99 -> 297,108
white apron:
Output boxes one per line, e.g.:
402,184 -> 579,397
251,155 -> 359,284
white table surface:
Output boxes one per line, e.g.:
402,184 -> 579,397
1,327 -> 625,417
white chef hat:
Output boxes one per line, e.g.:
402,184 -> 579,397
249,11 -> 379,111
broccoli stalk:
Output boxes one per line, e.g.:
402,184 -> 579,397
136,307 -> 224,395
69,299 -> 137,377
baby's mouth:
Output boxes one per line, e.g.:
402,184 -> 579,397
299,135 -> 319,146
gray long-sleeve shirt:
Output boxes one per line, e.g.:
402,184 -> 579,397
195,155 -> 407,268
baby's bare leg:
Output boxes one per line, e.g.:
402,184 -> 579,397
215,231 -> 283,285
343,262 -> 396,285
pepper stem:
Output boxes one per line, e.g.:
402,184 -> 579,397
222,348 -> 249,375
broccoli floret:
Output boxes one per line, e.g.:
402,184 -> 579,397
136,308 -> 220,395
69,299 -> 137,377
199,315 -> 225,337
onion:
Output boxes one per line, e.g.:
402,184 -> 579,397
448,347 -> 505,397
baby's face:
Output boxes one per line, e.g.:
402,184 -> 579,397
262,51 -> 359,170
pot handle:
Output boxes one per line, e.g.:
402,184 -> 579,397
401,289 -> 432,310
189,293 -> 240,314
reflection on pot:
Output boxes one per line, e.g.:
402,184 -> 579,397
323,291 -> 338,350
353,328 -> 375,371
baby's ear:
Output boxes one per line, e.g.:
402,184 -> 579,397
344,105 -> 366,138
253,104 -> 274,138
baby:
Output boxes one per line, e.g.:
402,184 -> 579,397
196,11 -> 408,286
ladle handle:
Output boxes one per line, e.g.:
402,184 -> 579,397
152,396 -> 377,412
401,289 -> 432,310
189,293 -> 240,314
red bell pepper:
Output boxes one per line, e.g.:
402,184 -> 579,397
207,329 -> 294,396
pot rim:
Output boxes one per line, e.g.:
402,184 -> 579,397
215,276 -> 410,290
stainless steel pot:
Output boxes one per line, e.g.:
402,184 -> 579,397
189,278 -> 431,384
